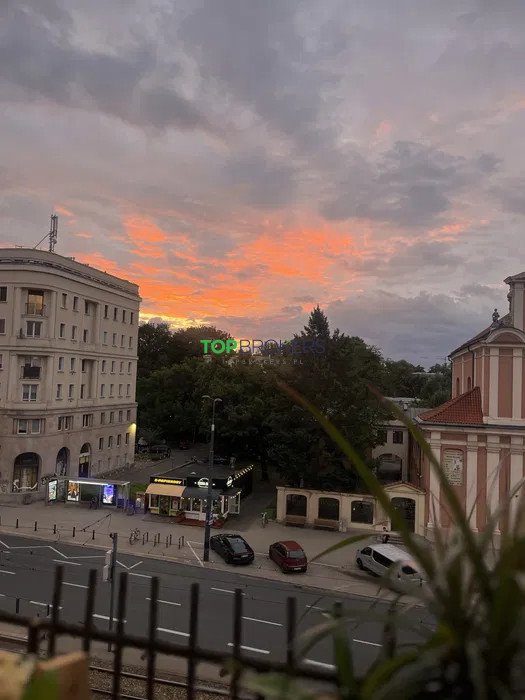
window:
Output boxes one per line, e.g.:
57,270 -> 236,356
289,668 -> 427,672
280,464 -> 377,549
109,384 -> 114,397
100,384 -> 105,398
112,333 -> 117,346
68,384 -> 75,398
17,419 -> 41,435
126,409 -> 131,421
61,293 -> 67,308
71,325 -> 77,340
81,359 -> 87,372
83,329 -> 88,342
119,361 -> 124,373
73,296 -> 78,311
117,434 -> 122,446
392,430 -> 404,444
101,360 -> 106,373
372,550 -> 392,567
100,412 -> 106,425
120,334 -> 125,347
22,384 -> 38,402
111,361 -> 116,374
118,384 -> 123,397
103,331 -> 108,345
80,384 -> 86,399
59,323 -> 65,338
128,337 -> 132,349
351,501 -> 374,524
56,384 -> 63,399
58,356 -> 64,371
104,305 -> 109,319
113,307 -> 118,321
127,361 -> 132,374
130,312 -> 134,324
109,411 -> 114,423
26,290 -> 45,315
0,353 -> 3,369
84,300 -> 90,315
0,287 -> 6,302
0,319 -> 5,334
82,414 -> 93,428
99,437 -> 104,450
26,321 -> 42,337
108,436 -> 114,448
118,410 -> 123,422
125,432 -> 130,444
58,415 -> 72,431
70,357 -> 76,372
126,384 -> 131,396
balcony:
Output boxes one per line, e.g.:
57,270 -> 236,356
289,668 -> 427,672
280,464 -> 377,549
24,302 -> 46,316
21,365 -> 41,380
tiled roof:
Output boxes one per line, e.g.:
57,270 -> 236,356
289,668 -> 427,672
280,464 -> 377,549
449,313 -> 512,356
417,386 -> 484,425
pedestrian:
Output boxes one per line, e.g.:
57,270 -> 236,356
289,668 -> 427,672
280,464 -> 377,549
381,526 -> 390,544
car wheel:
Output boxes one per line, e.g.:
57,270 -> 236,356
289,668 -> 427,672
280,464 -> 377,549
226,554 -> 233,565
356,558 -> 364,570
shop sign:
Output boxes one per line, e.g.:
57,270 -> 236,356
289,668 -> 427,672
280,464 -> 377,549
48,479 -> 57,502
198,478 -> 208,488
226,476 -> 233,487
152,477 -> 183,485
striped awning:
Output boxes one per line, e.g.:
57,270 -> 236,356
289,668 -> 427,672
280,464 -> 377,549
145,483 -> 185,497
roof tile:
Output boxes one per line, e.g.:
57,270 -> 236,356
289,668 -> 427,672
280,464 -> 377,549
418,386 -> 483,425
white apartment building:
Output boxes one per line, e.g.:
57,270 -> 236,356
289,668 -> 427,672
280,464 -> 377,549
0,248 -> 140,501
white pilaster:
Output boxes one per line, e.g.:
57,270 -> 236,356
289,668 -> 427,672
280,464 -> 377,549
427,434 -> 441,528
486,448 -> 501,533
489,348 -> 499,418
509,450 -> 524,530
466,445 -> 478,530
512,348 -> 523,419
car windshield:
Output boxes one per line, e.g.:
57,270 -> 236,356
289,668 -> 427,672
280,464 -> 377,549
288,550 -> 305,559
228,538 -> 248,553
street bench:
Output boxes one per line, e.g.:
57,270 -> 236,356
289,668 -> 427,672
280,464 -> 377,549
314,518 -> 339,531
284,515 -> 306,527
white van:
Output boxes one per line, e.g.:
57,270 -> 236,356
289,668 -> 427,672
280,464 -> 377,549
356,543 -> 423,583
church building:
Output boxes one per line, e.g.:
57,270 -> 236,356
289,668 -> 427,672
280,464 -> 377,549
410,271 -> 525,538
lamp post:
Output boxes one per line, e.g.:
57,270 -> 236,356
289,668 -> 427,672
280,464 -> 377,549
202,395 -> 222,562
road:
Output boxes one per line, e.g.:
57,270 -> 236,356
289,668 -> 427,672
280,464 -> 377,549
0,533 -> 434,674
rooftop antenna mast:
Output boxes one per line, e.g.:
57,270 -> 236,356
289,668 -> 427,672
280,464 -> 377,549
33,213 -> 58,252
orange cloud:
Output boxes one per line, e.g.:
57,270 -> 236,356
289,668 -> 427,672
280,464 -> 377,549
55,205 -> 74,217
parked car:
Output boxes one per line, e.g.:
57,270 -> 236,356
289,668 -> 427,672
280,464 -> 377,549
149,444 -> 171,459
269,540 -> 307,573
355,543 -> 423,583
210,534 -> 254,565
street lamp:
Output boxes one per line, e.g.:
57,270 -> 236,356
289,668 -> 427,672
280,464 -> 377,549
202,395 -> 222,562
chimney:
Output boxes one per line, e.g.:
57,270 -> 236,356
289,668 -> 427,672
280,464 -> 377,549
504,273 -> 525,331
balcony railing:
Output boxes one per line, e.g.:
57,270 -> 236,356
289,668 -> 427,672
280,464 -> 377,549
21,365 -> 41,379
25,302 -> 46,316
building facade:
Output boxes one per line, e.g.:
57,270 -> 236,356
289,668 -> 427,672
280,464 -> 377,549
411,271 -> 525,538
0,248 -> 140,500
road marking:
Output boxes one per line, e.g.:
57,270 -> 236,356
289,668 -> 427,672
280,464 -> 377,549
353,638 -> 381,647
53,559 -> 81,566
30,601 -> 63,609
305,604 -> 325,611
156,627 -> 189,637
146,597 -> 181,607
227,643 -> 269,655
93,614 -> 127,622
64,582 -> 88,589
0,570 -> 15,575
304,659 -> 336,670
242,616 -> 282,627
117,560 -> 143,571
187,541 -> 203,567
129,572 -> 151,579
211,587 -> 235,594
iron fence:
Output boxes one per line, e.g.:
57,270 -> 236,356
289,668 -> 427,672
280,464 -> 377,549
0,565 -> 338,699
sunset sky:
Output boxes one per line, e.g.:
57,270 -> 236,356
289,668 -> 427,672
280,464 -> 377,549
1,1 -> 524,366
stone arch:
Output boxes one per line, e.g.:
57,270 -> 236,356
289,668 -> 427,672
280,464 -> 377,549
391,496 -> 416,532
13,452 -> 40,492
79,443 -> 91,478
286,493 -> 307,517
317,496 -> 340,521
56,447 -> 70,476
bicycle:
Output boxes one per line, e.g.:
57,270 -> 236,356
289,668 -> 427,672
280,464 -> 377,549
129,527 -> 141,544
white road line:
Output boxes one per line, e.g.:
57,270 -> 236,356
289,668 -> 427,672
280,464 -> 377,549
187,541 -> 203,567
305,604 -> 325,611
156,627 -> 189,637
117,560 -> 143,571
0,570 -> 15,575
353,638 -> 381,647
64,582 -> 88,589
30,601 -> 63,609
129,572 -> 151,579
93,614 -> 127,622
227,643 -> 269,655
211,587 -> 235,594
53,559 -> 81,566
242,616 -> 282,627
146,598 -> 181,607
304,659 -> 336,670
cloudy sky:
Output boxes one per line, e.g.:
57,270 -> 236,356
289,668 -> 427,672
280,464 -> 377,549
1,1 -> 524,365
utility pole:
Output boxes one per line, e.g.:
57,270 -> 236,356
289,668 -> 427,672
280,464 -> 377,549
107,532 -> 118,650
202,396 -> 222,562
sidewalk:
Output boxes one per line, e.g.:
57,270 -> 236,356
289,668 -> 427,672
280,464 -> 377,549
0,499 -> 401,601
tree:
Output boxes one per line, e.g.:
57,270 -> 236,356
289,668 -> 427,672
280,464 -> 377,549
137,322 -> 181,378
173,325 -> 231,359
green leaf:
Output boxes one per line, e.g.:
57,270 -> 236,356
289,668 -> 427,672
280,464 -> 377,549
22,671 -> 58,700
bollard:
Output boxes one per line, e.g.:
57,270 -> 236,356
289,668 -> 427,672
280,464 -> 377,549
16,518 -> 18,529
34,521 -> 37,532
15,599 -> 20,614
169,534 -> 172,545
53,524 -> 56,535
72,526 -> 76,538
92,530 -> 95,540
146,531 -> 149,543
46,605 -> 50,617
166,536 -> 169,548
142,534 -> 145,545
153,535 -> 157,547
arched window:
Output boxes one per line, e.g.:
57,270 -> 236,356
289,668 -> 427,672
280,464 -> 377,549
56,447 -> 70,476
13,453 -> 40,492
79,443 -> 91,478
318,497 -> 339,521
286,494 -> 307,517
351,500 -> 374,524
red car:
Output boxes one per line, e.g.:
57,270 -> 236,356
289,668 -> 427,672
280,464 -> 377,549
269,540 -> 308,573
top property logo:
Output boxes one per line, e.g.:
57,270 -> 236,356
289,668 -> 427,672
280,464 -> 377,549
200,338 -> 325,355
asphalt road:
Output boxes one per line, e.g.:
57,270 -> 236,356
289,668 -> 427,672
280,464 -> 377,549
0,532 -> 434,674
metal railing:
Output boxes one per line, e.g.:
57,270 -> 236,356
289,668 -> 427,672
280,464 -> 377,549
0,565 -> 337,700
